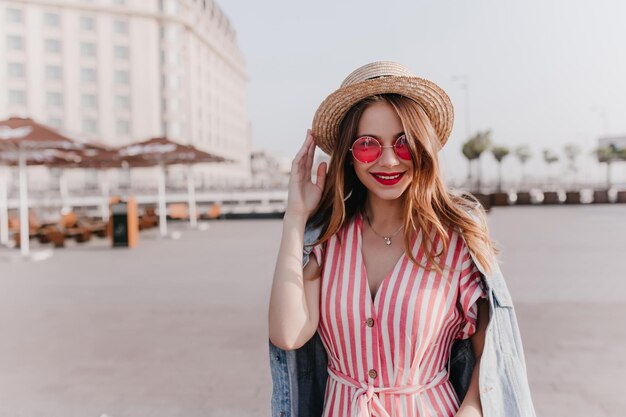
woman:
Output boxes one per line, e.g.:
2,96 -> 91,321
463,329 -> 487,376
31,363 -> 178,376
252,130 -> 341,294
268,61 -> 536,417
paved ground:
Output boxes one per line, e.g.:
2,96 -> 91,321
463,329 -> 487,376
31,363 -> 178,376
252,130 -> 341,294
0,205 -> 624,417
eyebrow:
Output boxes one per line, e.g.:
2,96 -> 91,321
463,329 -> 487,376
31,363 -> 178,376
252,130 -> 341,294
356,132 -> 405,139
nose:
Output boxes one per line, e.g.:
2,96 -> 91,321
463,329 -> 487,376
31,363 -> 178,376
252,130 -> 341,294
378,145 -> 399,167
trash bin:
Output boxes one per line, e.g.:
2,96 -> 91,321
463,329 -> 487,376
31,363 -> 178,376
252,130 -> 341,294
110,197 -> 138,247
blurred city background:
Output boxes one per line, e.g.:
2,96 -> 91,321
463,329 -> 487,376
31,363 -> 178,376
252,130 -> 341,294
0,0 -> 625,416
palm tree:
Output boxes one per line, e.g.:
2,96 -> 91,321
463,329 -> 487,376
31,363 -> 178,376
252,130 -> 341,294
514,145 -> 532,187
461,140 -> 479,189
468,130 -> 492,193
542,149 -> 559,186
491,146 -> 510,192
594,145 -> 620,189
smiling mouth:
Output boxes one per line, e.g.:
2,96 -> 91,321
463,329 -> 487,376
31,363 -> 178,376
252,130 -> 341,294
370,172 -> 406,185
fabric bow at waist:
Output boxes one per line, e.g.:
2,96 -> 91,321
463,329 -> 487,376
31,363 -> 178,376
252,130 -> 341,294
327,366 -> 448,417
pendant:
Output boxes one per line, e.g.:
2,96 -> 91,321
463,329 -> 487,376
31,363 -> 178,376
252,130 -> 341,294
383,237 -> 392,245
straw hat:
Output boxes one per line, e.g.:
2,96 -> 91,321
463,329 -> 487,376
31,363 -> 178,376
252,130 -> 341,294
312,61 -> 454,155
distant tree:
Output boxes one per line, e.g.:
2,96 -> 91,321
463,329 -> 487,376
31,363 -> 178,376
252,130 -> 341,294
514,145 -> 532,186
593,145 -> 623,189
461,140 -> 479,189
468,130 -> 492,193
491,146 -> 510,192
543,149 -> 560,186
563,143 -> 582,182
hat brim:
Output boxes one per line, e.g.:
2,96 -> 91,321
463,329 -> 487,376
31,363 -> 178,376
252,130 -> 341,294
312,76 -> 454,156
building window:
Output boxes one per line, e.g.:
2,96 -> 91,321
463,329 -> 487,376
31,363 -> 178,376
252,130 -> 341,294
113,19 -> 128,34
167,52 -> 181,65
80,42 -> 97,57
82,119 -> 97,133
46,92 -> 63,107
116,119 -> 130,134
8,90 -> 26,105
43,12 -> 60,27
44,39 -> 62,53
45,65 -> 62,80
115,95 -> 130,109
81,93 -> 97,108
81,68 -> 97,82
7,63 -> 25,78
164,0 -> 178,15
169,98 -> 180,112
113,45 -> 129,60
6,8 -> 23,24
114,70 -> 129,85
47,118 -> 63,129
6,35 -> 24,51
80,16 -> 95,31
161,25 -> 180,41
163,75 -> 180,90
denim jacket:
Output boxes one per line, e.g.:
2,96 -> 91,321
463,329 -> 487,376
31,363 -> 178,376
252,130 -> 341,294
269,219 -> 537,417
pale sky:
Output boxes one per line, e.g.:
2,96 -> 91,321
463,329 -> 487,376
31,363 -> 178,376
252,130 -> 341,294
219,0 -> 626,186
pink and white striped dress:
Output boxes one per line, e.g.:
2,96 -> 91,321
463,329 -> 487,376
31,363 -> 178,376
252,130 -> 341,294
311,212 -> 486,417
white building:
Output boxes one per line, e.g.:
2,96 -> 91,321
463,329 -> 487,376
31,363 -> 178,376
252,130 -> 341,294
0,0 -> 250,190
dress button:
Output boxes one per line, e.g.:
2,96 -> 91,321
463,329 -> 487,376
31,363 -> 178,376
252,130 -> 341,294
368,369 -> 377,379
365,318 -> 375,327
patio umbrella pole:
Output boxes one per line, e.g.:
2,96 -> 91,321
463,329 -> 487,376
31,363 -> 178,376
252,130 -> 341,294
186,165 -> 197,228
158,163 -> 167,237
99,169 -> 110,221
116,137 -> 229,236
0,166 -> 8,246
18,149 -> 29,257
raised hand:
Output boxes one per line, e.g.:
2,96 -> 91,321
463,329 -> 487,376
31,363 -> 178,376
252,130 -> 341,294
285,129 -> 327,219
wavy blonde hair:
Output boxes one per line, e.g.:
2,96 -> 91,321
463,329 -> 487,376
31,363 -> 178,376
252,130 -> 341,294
308,94 -> 499,275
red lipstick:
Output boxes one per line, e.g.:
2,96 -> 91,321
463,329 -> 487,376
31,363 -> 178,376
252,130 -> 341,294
370,172 -> 405,186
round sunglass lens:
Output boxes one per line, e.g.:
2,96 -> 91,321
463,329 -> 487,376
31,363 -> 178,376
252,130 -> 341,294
394,135 -> 412,160
353,137 -> 381,163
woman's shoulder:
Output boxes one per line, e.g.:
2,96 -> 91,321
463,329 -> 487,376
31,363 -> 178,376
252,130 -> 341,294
304,212 -> 359,249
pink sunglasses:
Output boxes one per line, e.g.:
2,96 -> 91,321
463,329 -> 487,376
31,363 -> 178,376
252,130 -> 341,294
349,135 -> 412,163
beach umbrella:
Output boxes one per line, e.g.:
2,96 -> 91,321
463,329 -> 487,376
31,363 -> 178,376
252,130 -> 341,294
0,147 -> 83,253
0,117 -> 93,256
48,144 -> 151,221
73,147 -> 131,221
117,137 -> 229,236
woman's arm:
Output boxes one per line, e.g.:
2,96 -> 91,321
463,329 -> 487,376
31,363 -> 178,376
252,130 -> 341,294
455,297 -> 489,417
268,213 -> 322,350
268,129 -> 326,351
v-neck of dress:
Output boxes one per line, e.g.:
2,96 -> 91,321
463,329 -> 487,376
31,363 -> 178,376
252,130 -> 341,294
356,211 -> 412,306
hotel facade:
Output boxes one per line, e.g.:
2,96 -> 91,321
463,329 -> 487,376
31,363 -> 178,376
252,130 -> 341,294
0,0 -> 250,190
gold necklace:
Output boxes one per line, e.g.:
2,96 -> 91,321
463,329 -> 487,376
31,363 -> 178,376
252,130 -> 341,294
364,211 -> 404,246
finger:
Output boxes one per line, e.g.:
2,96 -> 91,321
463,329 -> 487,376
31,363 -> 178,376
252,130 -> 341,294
305,135 -> 315,179
303,130 -> 315,169
315,161 -> 327,190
